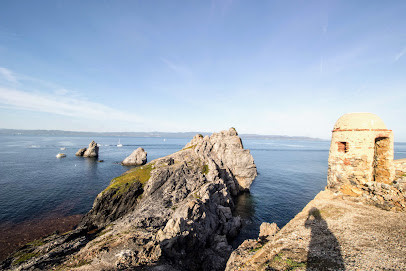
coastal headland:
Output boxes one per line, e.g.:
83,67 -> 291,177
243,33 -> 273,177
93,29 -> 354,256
1,116 -> 405,270
1,128 -> 257,270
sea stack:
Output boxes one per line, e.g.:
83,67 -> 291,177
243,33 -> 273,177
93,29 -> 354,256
76,141 -> 99,158
122,147 -> 147,166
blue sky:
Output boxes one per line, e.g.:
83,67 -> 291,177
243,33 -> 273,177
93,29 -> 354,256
0,1 -> 405,140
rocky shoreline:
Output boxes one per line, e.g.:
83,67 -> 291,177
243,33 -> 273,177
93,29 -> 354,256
1,128 -> 257,270
2,125 -> 405,270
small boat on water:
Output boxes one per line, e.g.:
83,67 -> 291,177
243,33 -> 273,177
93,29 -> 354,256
117,139 -> 123,147
60,147 -> 66,150
56,153 -> 66,158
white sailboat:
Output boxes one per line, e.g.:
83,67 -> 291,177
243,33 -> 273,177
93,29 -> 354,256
117,139 -> 123,147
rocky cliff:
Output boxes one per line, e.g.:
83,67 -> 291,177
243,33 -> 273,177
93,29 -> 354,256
225,158 -> 406,271
1,128 -> 257,271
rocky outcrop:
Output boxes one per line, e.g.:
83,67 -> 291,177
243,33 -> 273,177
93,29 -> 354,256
122,147 -> 147,166
1,128 -> 256,271
185,127 -> 257,191
259,222 -> 279,241
83,141 -> 99,158
225,190 -> 406,271
75,141 -> 99,158
75,148 -> 87,156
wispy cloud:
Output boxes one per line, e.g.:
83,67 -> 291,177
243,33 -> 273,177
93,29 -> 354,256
161,58 -> 192,77
0,67 -> 18,84
395,47 -> 406,62
0,87 -> 144,123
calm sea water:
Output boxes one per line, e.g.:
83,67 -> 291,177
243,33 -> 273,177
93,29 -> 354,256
1,135 -> 405,245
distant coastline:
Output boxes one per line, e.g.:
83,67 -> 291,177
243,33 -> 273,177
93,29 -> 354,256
0,128 -> 324,141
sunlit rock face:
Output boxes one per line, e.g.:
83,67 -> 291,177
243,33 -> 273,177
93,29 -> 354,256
2,129 -> 257,271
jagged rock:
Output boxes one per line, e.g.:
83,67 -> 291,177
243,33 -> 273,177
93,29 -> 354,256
259,222 -> 279,241
122,147 -> 147,166
83,141 -> 99,158
226,190 -> 406,271
186,127 -> 257,191
75,147 -> 87,156
1,129 -> 257,271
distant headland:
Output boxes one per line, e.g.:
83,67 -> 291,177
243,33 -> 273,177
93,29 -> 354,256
0,128 -> 323,141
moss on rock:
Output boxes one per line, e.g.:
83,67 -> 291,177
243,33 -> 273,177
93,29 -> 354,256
103,163 -> 154,196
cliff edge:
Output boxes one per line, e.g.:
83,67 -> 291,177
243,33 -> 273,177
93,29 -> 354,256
1,128 -> 257,271
225,159 -> 406,271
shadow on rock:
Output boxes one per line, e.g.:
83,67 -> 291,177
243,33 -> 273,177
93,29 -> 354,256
305,207 -> 345,271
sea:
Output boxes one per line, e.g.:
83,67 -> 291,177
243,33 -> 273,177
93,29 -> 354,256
1,135 -> 405,255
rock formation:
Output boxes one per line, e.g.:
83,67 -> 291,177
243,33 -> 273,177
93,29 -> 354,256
122,147 -> 147,166
75,141 -> 99,158
185,127 -> 257,192
225,190 -> 406,271
75,148 -> 87,156
1,128 -> 257,271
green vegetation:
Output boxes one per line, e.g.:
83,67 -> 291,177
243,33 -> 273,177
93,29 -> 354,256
26,240 -> 44,247
249,244 -> 264,253
193,192 -> 201,199
182,144 -> 196,150
103,163 -> 154,196
267,253 -> 306,271
14,252 -> 40,265
201,164 -> 209,175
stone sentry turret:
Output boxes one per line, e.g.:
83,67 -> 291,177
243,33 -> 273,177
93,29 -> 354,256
327,112 -> 395,196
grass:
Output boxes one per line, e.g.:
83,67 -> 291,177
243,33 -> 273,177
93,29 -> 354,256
193,192 -> 201,199
201,164 -> 209,175
249,244 -> 264,253
103,163 -> 154,196
267,253 -> 306,271
14,252 -> 40,265
26,240 -> 44,247
182,144 -> 196,150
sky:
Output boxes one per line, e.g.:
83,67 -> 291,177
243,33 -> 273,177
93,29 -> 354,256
0,1 -> 405,140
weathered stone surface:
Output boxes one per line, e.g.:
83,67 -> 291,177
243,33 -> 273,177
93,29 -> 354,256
122,147 -> 147,166
83,141 -> 99,158
2,129 -> 256,271
75,147 -> 87,156
75,141 -> 99,158
259,222 -> 279,240
186,127 -> 257,191
326,113 -> 405,211
226,190 -> 406,271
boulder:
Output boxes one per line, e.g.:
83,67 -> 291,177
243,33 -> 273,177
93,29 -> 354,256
75,147 -> 87,156
259,222 -> 279,241
122,147 -> 147,166
83,141 -> 99,158
76,141 -> 99,158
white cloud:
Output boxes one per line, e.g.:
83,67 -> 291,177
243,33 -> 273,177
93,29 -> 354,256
161,58 -> 192,77
0,67 -> 18,84
395,47 -> 406,62
0,87 -> 144,123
